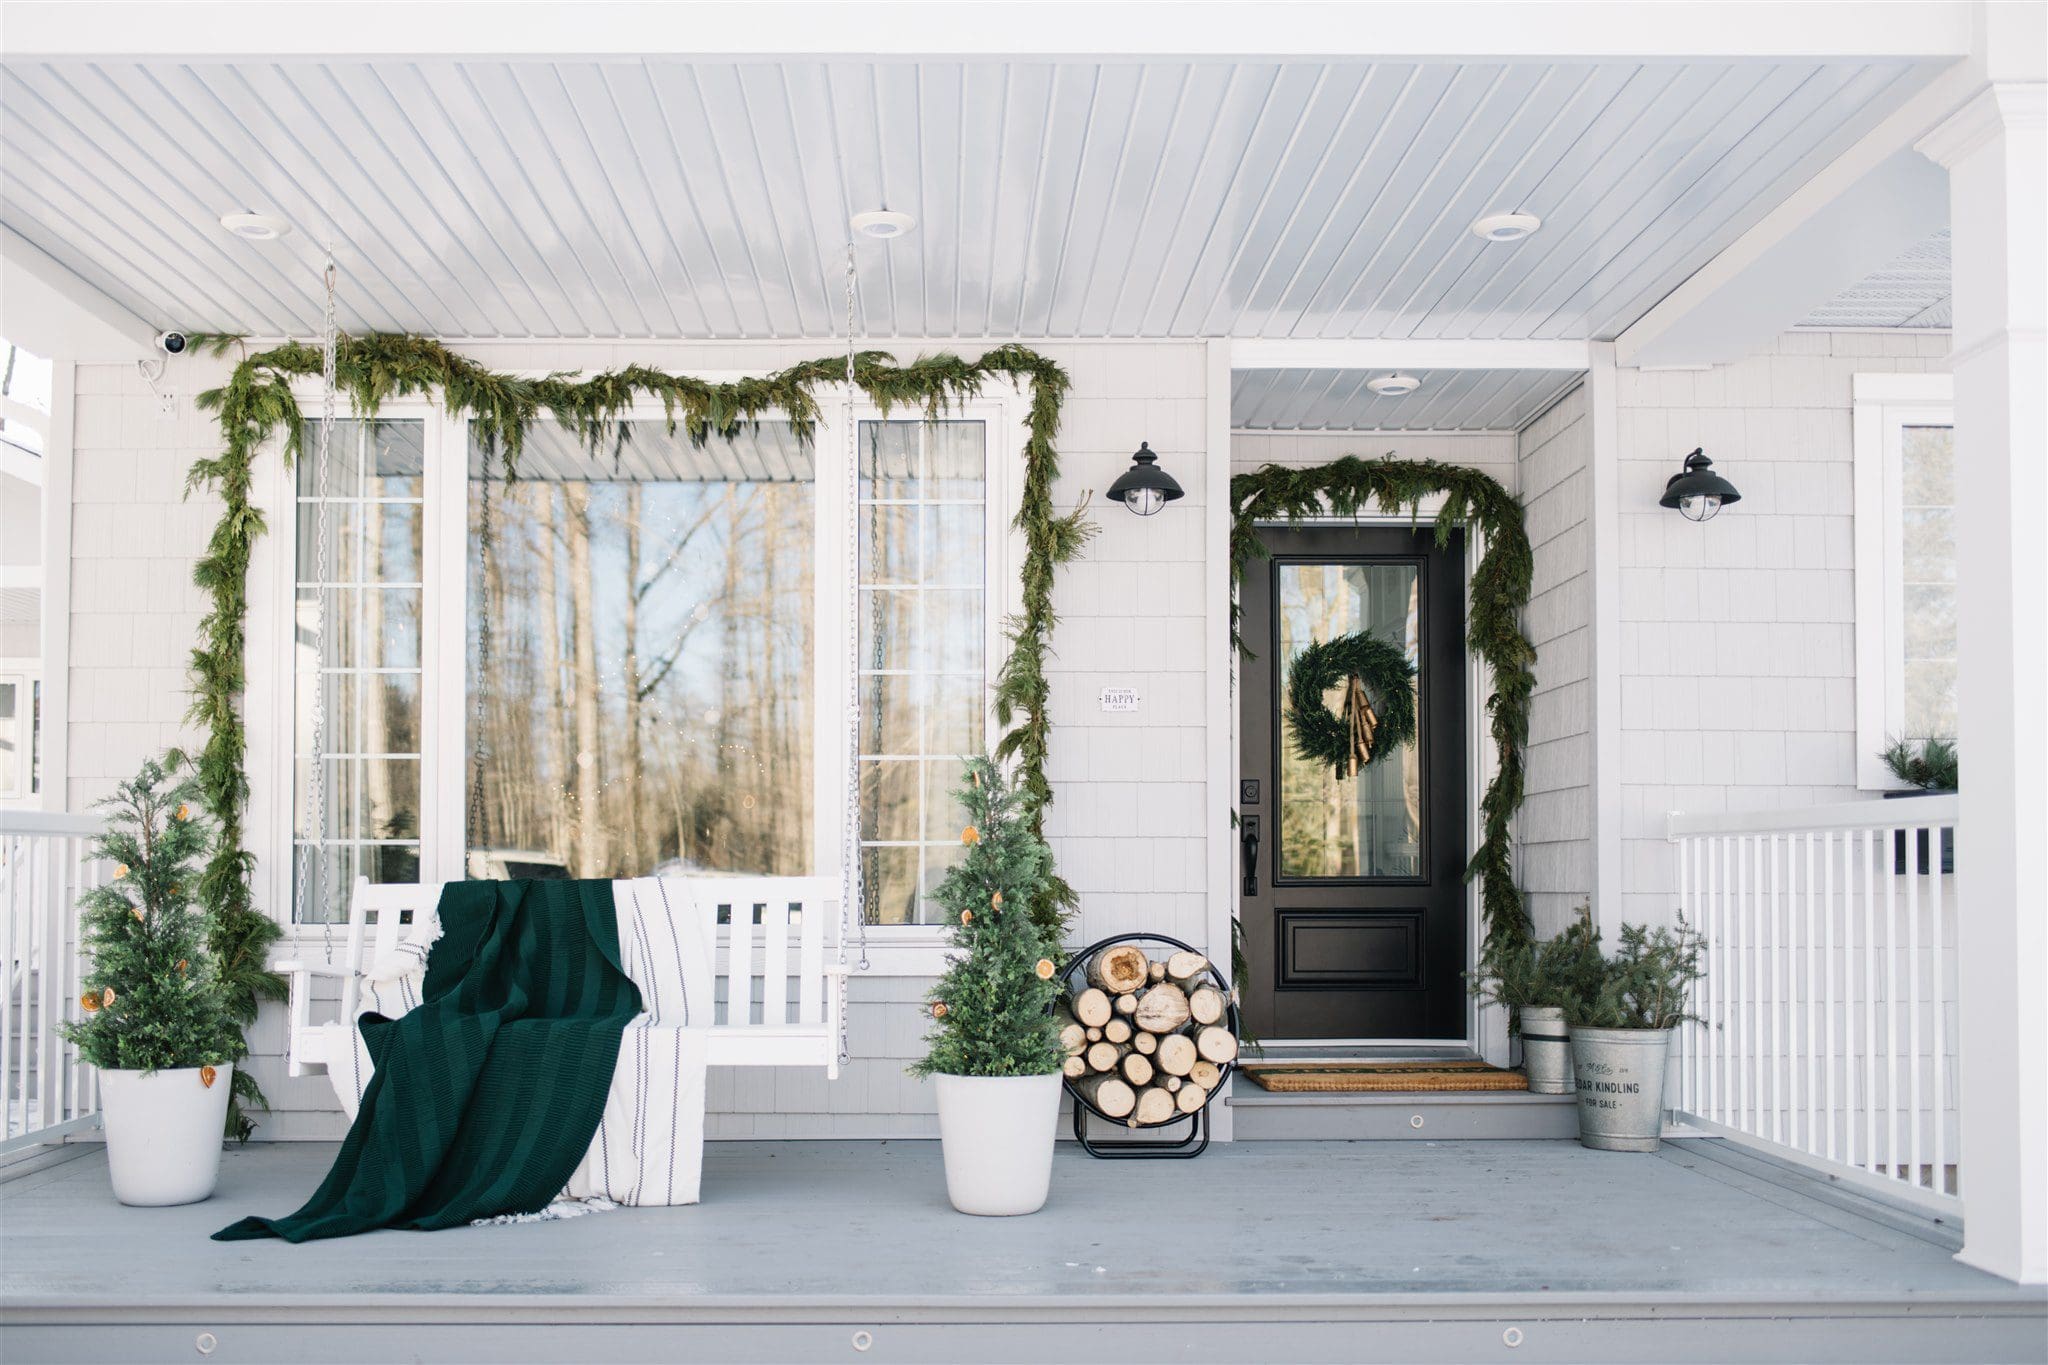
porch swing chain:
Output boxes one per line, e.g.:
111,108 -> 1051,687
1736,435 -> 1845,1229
839,240 -> 871,1068
301,258 -> 339,965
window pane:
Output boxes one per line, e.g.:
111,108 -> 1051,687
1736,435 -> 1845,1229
1899,424 -> 1957,741
855,419 -> 987,923
859,421 -> 921,499
923,505 -> 984,587
858,672 -> 923,756
859,503 -> 918,584
857,588 -> 918,670
468,420 -> 815,881
1901,426 -> 1953,507
293,418 -> 426,923
863,846 -> 920,926
297,418 -> 425,498
0,679 -> 18,797
860,760 -> 922,842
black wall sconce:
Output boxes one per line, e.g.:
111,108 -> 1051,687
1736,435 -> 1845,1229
1660,448 -> 1741,523
1106,442 -> 1184,517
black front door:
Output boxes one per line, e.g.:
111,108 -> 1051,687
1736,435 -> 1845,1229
1239,525 -> 1467,1042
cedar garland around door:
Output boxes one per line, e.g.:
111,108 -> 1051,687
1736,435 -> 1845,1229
186,334 -> 1091,1135
1229,455 -> 1538,964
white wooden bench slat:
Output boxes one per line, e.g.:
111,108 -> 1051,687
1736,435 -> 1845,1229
284,875 -> 845,1087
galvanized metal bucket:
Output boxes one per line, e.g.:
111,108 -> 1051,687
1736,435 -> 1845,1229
1519,1006 -> 1574,1094
1569,1027 -> 1672,1151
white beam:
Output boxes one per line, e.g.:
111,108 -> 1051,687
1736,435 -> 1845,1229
1919,71 -> 2047,1285
1616,60 -> 1978,368
0,228 -> 156,363
2,2 -> 1975,60
1228,339 -> 1590,373
1586,344 -> 1623,938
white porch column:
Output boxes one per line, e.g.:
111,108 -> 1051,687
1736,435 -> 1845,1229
1918,77 -> 2047,1286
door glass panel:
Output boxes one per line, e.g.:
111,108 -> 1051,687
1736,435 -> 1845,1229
1277,562 -> 1422,880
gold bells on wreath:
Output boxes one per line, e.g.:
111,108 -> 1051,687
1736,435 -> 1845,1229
1283,631 -> 1419,779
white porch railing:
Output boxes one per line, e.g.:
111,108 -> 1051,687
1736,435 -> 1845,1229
1668,795 -> 1960,1214
1,811 -> 109,1153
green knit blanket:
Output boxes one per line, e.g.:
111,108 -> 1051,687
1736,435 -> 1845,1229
215,878 -> 640,1242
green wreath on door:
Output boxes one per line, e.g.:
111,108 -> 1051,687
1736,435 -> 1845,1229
1284,632 -> 1419,779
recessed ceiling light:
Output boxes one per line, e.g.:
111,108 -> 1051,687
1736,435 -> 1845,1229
220,211 -> 290,242
1367,374 -> 1421,397
850,209 -> 916,240
1471,211 -> 1541,243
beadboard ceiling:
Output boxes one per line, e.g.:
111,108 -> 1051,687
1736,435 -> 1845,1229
0,57 -> 1941,342
1232,367 -> 1582,433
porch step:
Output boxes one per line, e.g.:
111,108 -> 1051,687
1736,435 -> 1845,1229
1226,1086 -> 1577,1140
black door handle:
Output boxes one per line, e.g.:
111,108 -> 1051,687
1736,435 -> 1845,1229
1241,816 -> 1260,896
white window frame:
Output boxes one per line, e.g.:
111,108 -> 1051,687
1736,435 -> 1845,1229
1852,371 -> 1955,790
248,372 -> 1029,969
0,664 -> 39,802
247,392 -> 452,941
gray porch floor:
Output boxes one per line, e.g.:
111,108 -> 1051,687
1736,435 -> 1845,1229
4,1138 -> 2043,1363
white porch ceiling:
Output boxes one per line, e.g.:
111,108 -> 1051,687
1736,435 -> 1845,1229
1232,367 -> 1582,433
1798,226 -> 1951,329
0,57 -> 1941,342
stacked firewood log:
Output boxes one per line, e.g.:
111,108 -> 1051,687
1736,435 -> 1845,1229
1058,944 -> 1238,1126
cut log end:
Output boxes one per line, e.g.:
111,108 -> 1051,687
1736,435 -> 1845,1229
1062,1054 -> 1088,1079
1085,1041 -> 1121,1073
1185,985 -> 1225,1027
1153,1032 -> 1198,1077
1088,944 -> 1150,995
1076,1074 -> 1136,1119
1188,1060 -> 1222,1091
1194,1025 -> 1239,1065
1130,1086 -> 1175,1127
1114,993 -> 1138,1016
1121,1052 -> 1155,1088
1132,1031 -> 1158,1056
1164,951 -> 1211,987
1071,988 -> 1113,1028
1103,1018 -> 1133,1045
1133,983 -> 1191,1034
1174,1082 -> 1207,1115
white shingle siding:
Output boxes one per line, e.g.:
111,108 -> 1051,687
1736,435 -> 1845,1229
1614,330 -> 1951,926
1515,384 -> 1594,938
63,340 -> 1216,1139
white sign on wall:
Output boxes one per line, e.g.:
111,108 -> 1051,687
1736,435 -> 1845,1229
1099,686 -> 1140,713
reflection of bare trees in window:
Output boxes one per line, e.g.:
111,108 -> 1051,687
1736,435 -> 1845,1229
468,438 -> 814,881
1278,563 -> 1422,881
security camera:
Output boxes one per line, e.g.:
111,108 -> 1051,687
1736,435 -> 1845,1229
155,330 -> 190,356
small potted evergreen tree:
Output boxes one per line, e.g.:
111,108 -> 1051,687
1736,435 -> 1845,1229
1471,907 -> 1604,1094
909,756 -> 1067,1216
1566,917 -> 1703,1152
61,757 -> 243,1205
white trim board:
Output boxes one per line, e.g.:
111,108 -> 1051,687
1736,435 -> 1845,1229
1851,370 -> 1956,788
3,3 -> 1976,60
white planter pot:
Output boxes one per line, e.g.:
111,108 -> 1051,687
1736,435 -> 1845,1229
1519,1006 -> 1574,1094
933,1072 -> 1062,1217
98,1065 -> 232,1206
1569,1028 -> 1671,1152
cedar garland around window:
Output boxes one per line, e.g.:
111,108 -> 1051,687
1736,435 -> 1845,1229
188,334 -> 1091,1136
1230,456 -> 1538,963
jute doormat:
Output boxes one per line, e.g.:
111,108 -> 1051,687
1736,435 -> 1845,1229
1240,1059 -> 1530,1093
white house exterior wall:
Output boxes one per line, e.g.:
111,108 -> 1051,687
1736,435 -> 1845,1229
1614,329 -> 1952,927
58,339 -> 1213,1140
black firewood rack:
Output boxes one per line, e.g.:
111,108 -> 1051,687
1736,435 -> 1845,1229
1059,932 -> 1240,1159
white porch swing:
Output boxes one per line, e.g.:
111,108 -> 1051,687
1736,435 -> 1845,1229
278,249 -> 875,1148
